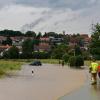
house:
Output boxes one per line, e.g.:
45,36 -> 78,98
80,34 -> 91,49
34,37 -> 51,51
0,45 -> 12,56
0,36 -> 6,45
38,43 -> 51,51
68,34 -> 91,51
49,36 -> 63,45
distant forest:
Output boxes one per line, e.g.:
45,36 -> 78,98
0,29 -> 24,36
0,29 -> 65,38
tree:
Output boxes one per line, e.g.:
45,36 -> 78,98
43,32 -> 48,37
0,29 -> 23,36
46,32 -> 58,37
4,46 -> 19,59
33,39 -> 40,46
51,44 -> 68,59
89,23 -> 100,59
25,31 -> 36,37
2,36 -> 12,46
68,56 -> 76,67
8,46 -> 19,59
6,37 -> 12,45
75,45 -> 82,56
62,53 -> 69,63
36,32 -> 42,39
22,38 -> 33,58
63,34 -> 70,45
75,55 -> 84,68
69,55 -> 84,68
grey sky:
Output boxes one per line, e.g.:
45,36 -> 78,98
0,0 -> 99,9
0,0 -> 100,34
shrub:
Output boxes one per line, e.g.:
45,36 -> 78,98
75,55 -> 84,68
8,46 -> 19,59
33,51 -> 50,59
92,55 -> 100,60
0,68 -> 5,76
69,55 -> 84,68
68,56 -> 76,67
19,53 -> 33,59
62,53 -> 69,63
3,46 -> 19,59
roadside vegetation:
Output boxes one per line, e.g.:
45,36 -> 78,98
0,60 -> 24,77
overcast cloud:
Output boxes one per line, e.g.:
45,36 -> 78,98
0,0 -> 100,34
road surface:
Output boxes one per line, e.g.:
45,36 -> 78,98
0,64 -> 85,100
59,70 -> 100,100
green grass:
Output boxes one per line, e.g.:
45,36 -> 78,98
14,59 -> 60,64
8,59 -> 60,64
40,59 -> 60,64
0,60 -> 24,76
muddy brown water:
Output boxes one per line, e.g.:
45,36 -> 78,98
59,70 -> 100,100
1,65 -> 99,100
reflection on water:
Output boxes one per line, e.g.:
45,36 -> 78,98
59,79 -> 100,100
90,82 -> 100,100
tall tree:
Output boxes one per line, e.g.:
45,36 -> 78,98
51,44 -> 68,59
7,46 -> 19,59
75,45 -> 82,56
22,38 -> 33,58
0,29 -> 23,36
89,23 -> 100,59
36,32 -> 42,39
25,31 -> 36,37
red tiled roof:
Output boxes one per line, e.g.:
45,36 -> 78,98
0,45 -> 12,49
80,34 -> 89,38
40,37 -> 49,41
39,43 -> 50,50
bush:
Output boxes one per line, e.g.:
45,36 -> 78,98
19,53 -> 33,59
68,56 -> 76,67
3,46 -> 19,59
92,55 -> 100,60
82,51 -> 90,60
68,49 -> 74,56
8,46 -> 19,59
69,55 -> 84,68
33,51 -> 50,59
62,53 -> 69,63
75,55 -> 84,68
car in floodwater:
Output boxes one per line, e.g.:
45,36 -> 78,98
29,60 -> 42,66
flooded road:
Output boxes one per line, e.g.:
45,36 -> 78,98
59,70 -> 100,100
0,64 -> 85,100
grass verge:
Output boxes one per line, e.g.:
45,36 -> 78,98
0,60 -> 24,77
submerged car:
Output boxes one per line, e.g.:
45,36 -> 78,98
29,61 -> 42,66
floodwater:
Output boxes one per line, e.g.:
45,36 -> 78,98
59,70 -> 100,100
0,64 -> 85,100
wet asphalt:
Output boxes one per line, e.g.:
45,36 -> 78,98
59,70 -> 100,100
